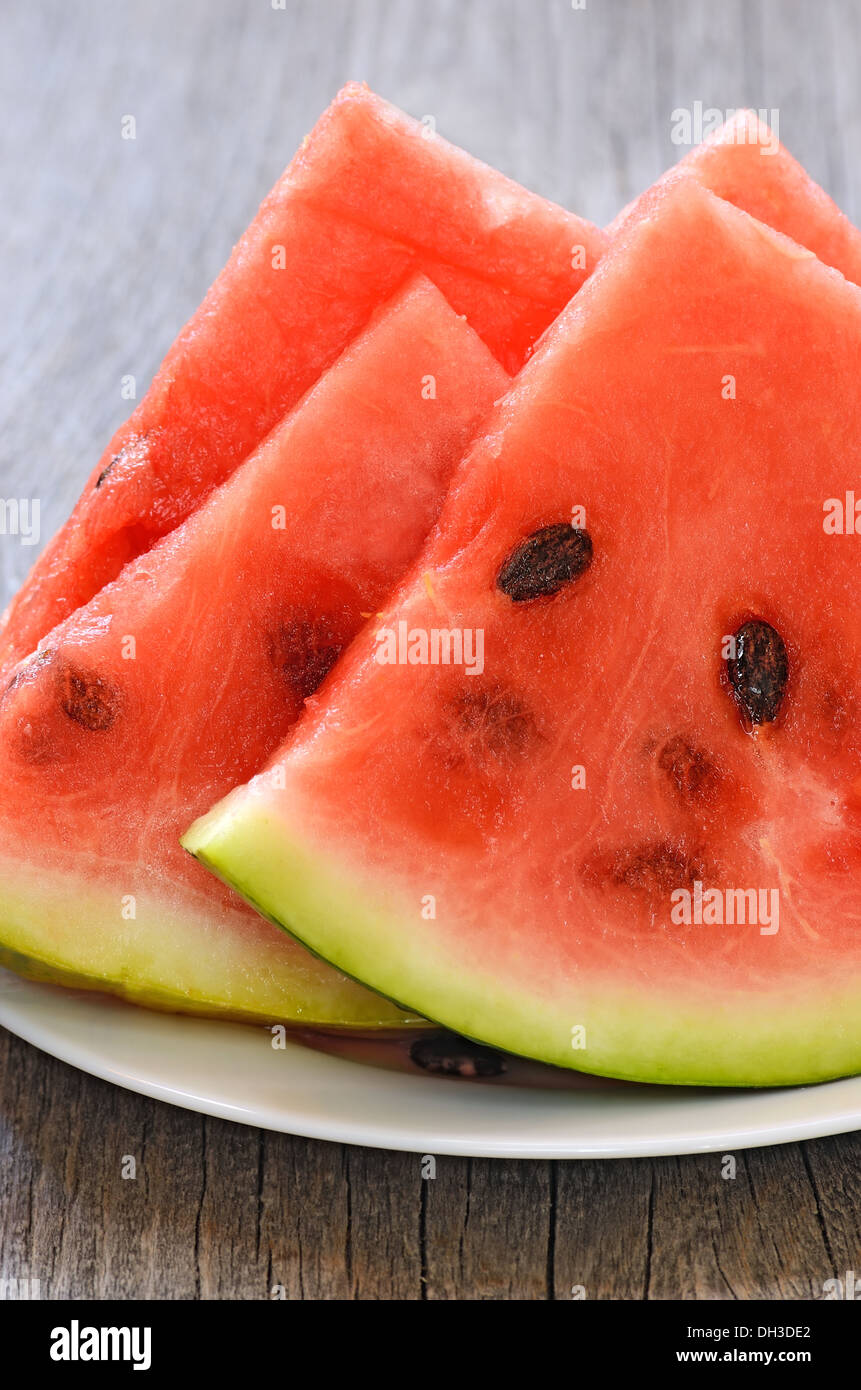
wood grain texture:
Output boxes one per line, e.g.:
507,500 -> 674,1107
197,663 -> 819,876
3,0 -> 861,1301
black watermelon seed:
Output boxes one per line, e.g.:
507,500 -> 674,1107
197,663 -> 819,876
726,620 -> 788,727
497,523 -> 593,602
57,665 -> 122,731
409,1032 -> 508,1079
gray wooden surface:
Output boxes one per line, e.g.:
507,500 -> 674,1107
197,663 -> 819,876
2,0 -> 861,1301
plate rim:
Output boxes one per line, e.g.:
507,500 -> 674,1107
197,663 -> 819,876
2,972 -> 861,1159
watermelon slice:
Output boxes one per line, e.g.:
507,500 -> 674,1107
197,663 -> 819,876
186,179 -> 861,1086
0,83 -> 604,681
609,109 -> 861,283
0,275 -> 507,1025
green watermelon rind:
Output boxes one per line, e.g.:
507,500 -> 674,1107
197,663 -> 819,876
183,804 -> 861,1089
0,857 -> 420,1029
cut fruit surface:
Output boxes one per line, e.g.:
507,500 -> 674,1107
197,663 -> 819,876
0,83 -> 604,679
0,276 -> 506,1025
609,109 -> 861,283
187,180 -> 861,1085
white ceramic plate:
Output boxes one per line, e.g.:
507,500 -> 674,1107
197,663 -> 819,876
2,967 -> 861,1158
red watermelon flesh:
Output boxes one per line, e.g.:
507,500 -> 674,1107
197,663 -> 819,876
609,109 -> 861,284
187,179 -> 861,1086
0,275 -> 507,1025
0,83 -> 603,682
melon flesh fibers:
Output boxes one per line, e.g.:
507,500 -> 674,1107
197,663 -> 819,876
609,109 -> 861,284
187,180 -> 861,1086
0,83 -> 603,681
0,276 -> 507,1025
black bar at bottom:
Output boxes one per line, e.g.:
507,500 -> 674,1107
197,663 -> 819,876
0,1296 -> 850,1374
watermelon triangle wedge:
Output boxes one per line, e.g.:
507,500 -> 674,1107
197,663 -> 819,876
0,275 -> 506,1026
609,109 -> 861,285
186,178 -> 861,1086
0,84 -> 604,682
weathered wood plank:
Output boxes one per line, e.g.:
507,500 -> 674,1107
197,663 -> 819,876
6,1028 -> 861,1299
423,1157 -> 554,1299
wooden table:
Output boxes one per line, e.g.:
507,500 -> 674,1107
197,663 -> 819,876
2,0 -> 861,1301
